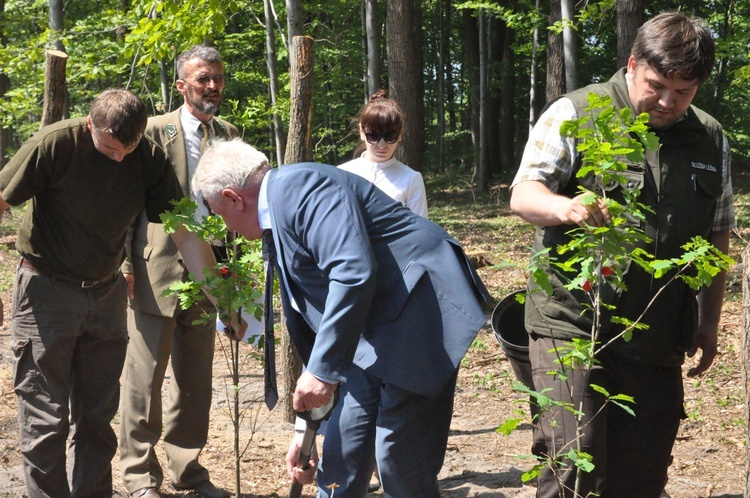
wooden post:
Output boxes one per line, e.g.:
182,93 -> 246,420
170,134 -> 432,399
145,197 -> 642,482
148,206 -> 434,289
279,35 -> 314,423
742,244 -> 750,497
39,49 -> 68,130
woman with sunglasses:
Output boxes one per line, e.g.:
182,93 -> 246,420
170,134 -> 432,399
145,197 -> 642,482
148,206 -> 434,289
339,89 -> 428,218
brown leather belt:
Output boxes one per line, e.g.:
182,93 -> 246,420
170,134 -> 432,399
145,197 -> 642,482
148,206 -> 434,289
19,258 -> 120,289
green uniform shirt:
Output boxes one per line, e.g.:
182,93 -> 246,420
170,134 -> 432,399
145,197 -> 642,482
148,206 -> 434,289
0,117 -> 182,281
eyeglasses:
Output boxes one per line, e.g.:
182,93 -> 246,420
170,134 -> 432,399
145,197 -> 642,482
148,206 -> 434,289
364,130 -> 400,144
185,75 -> 225,87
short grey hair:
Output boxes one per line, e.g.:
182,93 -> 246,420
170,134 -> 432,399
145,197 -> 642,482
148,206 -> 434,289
176,45 -> 223,79
192,138 -> 271,203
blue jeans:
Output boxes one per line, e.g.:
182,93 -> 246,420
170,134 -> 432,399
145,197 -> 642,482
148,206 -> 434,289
11,263 -> 128,498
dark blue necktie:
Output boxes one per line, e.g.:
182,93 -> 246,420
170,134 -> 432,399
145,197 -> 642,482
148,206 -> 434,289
262,229 -> 279,409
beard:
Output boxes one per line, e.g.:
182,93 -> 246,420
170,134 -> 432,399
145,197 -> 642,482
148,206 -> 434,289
188,90 -> 221,116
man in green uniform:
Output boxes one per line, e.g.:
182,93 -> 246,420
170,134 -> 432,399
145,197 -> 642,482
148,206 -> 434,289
510,12 -> 734,498
0,89 -> 222,498
119,45 -> 237,498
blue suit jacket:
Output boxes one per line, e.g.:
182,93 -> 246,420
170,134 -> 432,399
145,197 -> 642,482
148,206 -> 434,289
267,163 -> 489,397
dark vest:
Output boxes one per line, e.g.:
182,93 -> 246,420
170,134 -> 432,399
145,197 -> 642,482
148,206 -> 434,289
525,68 -> 725,366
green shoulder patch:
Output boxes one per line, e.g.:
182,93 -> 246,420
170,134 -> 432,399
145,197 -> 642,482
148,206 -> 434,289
166,124 -> 178,138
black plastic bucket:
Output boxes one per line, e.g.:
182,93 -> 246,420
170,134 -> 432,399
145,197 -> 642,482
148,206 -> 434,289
491,290 -> 534,389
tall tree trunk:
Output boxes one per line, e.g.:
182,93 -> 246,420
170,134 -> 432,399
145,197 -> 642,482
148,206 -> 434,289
463,9 -> 480,177
486,16 -> 503,179
529,0 -> 542,129
158,60 -> 171,111
436,0 -> 446,172
546,0 -> 565,101
286,0 -> 303,46
477,8 -> 489,189
387,0 -> 423,171
560,0 -> 578,91
364,0 -> 380,98
711,0 -> 733,116
616,0 -> 644,68
49,0 -> 65,52
281,35 -> 312,424
499,17 -> 515,174
40,49 -> 68,129
265,0 -> 287,166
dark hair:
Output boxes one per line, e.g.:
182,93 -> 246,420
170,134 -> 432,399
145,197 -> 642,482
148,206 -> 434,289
358,89 -> 405,135
175,45 -> 223,79
89,89 -> 147,148
631,12 -> 715,84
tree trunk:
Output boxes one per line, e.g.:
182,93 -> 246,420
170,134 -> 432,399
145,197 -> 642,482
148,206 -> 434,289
546,0 -> 565,101
265,0 -> 287,166
529,0 -> 542,129
387,0 -> 423,171
40,49 -> 68,130
49,0 -> 65,52
436,0 -> 446,172
499,18 -> 515,174
560,0 -> 578,91
616,0 -> 644,68
280,35 -> 313,424
742,244 -> 750,498
364,0 -> 380,98
286,0 -> 303,45
486,16 -> 503,180
463,9 -> 480,176
711,0 -> 732,116
477,9 -> 489,189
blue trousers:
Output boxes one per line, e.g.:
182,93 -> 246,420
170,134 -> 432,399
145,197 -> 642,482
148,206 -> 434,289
11,264 -> 128,498
316,364 -> 458,498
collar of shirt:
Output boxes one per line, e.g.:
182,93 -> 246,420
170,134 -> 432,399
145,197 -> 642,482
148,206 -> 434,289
180,106 -> 214,143
258,171 -> 272,230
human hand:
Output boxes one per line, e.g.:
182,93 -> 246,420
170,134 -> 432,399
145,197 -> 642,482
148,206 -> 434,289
220,310 -> 248,341
285,431 -> 319,485
561,194 -> 611,227
122,273 -> 135,300
687,322 -> 718,377
293,371 -> 337,412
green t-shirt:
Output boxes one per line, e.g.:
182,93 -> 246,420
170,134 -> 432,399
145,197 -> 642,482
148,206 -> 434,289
0,117 -> 182,281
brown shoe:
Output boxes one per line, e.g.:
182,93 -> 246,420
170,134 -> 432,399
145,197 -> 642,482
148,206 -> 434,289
185,481 -> 230,498
129,488 -> 160,498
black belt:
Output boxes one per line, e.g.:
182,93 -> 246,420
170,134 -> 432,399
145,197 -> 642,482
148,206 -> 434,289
20,258 -> 120,289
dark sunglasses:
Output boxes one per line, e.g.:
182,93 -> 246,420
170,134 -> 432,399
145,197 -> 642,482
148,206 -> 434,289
364,130 -> 400,144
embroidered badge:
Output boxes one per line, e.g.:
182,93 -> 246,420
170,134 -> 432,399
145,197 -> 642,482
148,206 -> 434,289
166,124 -> 178,138
691,161 -> 718,173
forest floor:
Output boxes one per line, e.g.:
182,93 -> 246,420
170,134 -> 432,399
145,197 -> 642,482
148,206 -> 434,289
0,174 -> 745,497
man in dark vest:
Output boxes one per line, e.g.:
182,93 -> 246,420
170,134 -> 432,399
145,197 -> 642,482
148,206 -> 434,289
509,12 -> 734,498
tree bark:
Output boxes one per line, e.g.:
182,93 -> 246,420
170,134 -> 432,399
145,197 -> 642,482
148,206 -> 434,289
286,0 -> 303,44
499,18 -> 515,174
529,0 -> 542,129
436,0 -> 446,172
280,35 -> 313,424
616,0 -> 644,68
743,244 -> 750,498
364,0 -> 380,98
560,0 -> 579,91
463,9 -> 480,177
546,0 -> 566,101
265,0 -> 287,166
40,49 -> 68,130
387,0 -> 423,171
285,36 -> 314,164
477,9 -> 488,189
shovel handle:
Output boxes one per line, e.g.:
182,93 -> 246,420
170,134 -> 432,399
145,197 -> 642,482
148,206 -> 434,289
287,425 -> 318,498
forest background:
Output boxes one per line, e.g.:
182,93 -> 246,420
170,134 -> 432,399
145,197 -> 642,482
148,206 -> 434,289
2,0 -> 750,184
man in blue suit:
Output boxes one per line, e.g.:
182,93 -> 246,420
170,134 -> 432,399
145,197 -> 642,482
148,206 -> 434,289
192,138 -> 490,498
